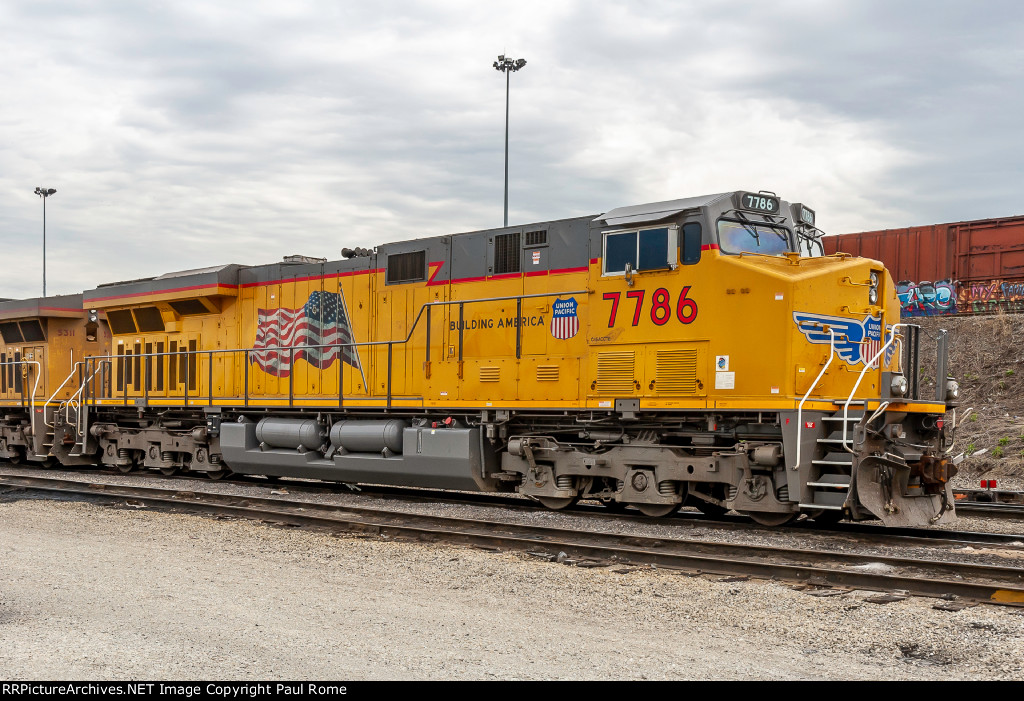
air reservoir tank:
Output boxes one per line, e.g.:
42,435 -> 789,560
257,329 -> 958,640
255,418 -> 326,452
329,420 -> 407,455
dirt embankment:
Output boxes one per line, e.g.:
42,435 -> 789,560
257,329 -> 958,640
915,314 -> 1024,480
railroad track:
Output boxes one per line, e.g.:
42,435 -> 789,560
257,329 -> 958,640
3,473 -> 1024,608
953,487 -> 1024,519
3,465 -> 1024,548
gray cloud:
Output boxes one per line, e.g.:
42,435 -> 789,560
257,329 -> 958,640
1,1 -> 1022,298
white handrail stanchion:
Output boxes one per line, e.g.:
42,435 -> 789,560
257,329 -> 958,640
793,327 -> 836,471
842,323 -> 909,453
44,362 -> 83,428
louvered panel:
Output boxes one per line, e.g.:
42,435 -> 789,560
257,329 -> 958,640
536,365 -> 559,382
656,349 -> 698,394
596,351 -> 635,394
479,366 -> 500,382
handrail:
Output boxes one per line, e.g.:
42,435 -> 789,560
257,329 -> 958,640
792,326 -> 836,471
842,323 -> 910,453
0,360 -> 43,457
44,362 -> 83,428
70,362 -> 108,442
0,359 -> 42,413
77,289 -> 589,407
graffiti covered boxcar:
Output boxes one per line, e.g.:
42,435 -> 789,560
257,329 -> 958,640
824,215 -> 1024,316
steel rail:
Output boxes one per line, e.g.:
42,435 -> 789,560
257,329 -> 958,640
2,474 -> 1023,607
955,502 -> 1024,519
1,465 -> 1022,547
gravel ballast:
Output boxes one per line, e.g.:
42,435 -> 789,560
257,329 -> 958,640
1,494 -> 1023,680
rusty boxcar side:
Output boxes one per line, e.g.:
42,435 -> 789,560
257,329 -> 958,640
824,216 -> 1024,315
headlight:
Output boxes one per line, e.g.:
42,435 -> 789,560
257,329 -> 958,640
890,374 -> 908,397
868,287 -> 878,304
946,380 -> 960,401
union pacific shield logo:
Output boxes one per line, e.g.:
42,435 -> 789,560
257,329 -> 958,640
861,317 -> 883,368
793,312 -> 895,368
550,297 -> 579,340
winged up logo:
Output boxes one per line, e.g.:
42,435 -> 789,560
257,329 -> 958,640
793,312 -> 894,368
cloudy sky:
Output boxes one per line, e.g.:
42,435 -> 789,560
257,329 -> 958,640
2,0 -> 1023,298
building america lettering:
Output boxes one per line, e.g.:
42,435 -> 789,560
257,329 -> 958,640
450,315 -> 545,331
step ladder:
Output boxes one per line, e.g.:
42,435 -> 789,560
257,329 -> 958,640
799,409 -> 861,512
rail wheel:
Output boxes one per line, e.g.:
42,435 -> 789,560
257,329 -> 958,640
537,496 -> 579,510
159,467 -> 178,476
746,511 -> 798,527
39,456 -> 57,469
636,503 -> 680,518
206,469 -> 229,480
115,462 -> 136,474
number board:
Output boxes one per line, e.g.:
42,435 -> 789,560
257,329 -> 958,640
736,191 -> 780,215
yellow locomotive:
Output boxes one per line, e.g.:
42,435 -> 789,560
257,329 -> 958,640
0,294 -> 109,464
49,190 -> 958,526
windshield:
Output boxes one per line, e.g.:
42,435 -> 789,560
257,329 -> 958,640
717,220 -> 792,256
798,234 -> 825,257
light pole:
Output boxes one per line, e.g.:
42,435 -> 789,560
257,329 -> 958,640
34,187 -> 56,297
493,54 -> 526,228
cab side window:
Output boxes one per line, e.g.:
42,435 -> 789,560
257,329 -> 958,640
681,223 -> 701,265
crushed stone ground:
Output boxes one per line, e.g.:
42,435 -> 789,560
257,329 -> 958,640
1,497 -> 1023,681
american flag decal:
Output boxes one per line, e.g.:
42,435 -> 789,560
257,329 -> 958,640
252,290 -> 363,379
550,297 -> 579,340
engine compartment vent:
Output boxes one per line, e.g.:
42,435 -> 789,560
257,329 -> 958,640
596,352 -> 635,394
536,365 -> 559,382
656,348 -> 698,394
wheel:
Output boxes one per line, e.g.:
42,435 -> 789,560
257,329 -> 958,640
159,467 -> 178,476
537,496 -> 579,510
38,456 -> 57,469
636,503 -> 680,518
7,450 -> 22,465
116,463 -> 136,474
205,469 -> 229,480
746,511 -> 798,526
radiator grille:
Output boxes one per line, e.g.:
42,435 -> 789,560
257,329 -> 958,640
536,365 -> 559,382
479,366 -> 500,382
656,349 -> 698,394
596,352 -> 635,394
493,232 -> 521,274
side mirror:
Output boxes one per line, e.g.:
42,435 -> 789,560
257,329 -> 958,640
624,262 -> 634,287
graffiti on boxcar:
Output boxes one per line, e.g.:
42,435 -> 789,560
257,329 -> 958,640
896,280 -> 958,316
957,280 -> 1024,314
897,278 -> 1024,315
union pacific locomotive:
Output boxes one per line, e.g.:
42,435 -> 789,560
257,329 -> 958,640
1,190 -> 960,526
